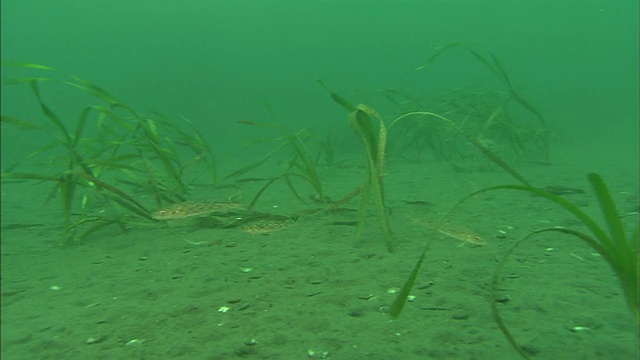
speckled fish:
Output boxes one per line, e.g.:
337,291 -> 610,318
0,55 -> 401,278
241,218 -> 296,234
152,201 -> 243,220
419,219 -> 486,246
434,224 -> 486,246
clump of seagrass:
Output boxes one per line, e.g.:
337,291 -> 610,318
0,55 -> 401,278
223,119 -> 328,212
318,79 -> 395,252
1,63 -> 217,244
384,43 -> 550,167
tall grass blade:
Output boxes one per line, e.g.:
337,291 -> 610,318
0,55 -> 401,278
588,173 -> 628,251
349,108 -> 394,251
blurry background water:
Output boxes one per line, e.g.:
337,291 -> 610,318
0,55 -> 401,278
1,0 -> 638,169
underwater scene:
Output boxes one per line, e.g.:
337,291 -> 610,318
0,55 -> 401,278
1,1 -> 638,359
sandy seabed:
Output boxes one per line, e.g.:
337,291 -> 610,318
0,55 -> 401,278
2,145 -> 638,360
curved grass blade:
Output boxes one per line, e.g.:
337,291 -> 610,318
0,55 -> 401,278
450,184 -> 610,246
492,224 -> 636,359
248,177 -> 280,211
348,107 -> 394,251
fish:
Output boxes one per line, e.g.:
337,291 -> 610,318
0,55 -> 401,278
152,201 -> 243,220
417,218 -> 486,246
241,217 -> 296,234
434,224 -> 486,246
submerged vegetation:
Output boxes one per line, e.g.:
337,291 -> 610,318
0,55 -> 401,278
453,173 -> 639,358
226,121 -> 328,211
385,43 -> 550,168
1,45 -> 539,249
2,43 -> 634,357
1,63 -> 216,244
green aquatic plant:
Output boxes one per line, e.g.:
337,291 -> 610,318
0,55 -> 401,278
388,111 -> 530,186
415,42 -> 547,131
318,79 -> 395,252
348,105 -> 395,252
384,44 -> 550,165
389,245 -> 428,318
318,78 -> 533,252
227,120 -> 328,211
455,173 -> 638,358
1,63 -> 217,243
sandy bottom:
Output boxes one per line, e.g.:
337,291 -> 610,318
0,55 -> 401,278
2,146 -> 638,360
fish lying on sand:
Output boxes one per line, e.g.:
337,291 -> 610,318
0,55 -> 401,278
434,224 -> 486,246
418,219 -> 487,246
241,218 -> 296,234
152,201 -> 243,220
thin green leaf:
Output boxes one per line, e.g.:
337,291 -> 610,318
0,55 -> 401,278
1,62 -> 57,71
588,173 -> 630,255
317,79 -> 356,112
390,245 -> 428,319
451,184 -> 611,248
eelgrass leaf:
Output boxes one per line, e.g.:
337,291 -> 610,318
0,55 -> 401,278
286,132 -> 325,201
1,62 -> 57,71
414,42 -> 467,71
2,77 -> 54,85
62,77 -> 123,105
29,80 -> 72,145
348,109 -> 378,168
247,177 -> 280,211
451,184 -> 611,248
416,43 -> 507,88
347,107 -> 394,251
73,218 -> 120,243
180,115 -> 217,183
509,92 -> 546,128
490,53 -> 513,89
282,173 -> 308,204
390,112 -> 530,186
87,154 -> 141,172
389,245 -> 428,319
588,173 -> 628,251
0,172 -> 60,182
492,224 -> 638,358
68,170 -> 151,219
316,79 -> 356,112
107,194 -> 153,220
59,173 -> 77,233
354,181 -> 371,238
237,119 -> 286,128
224,144 -> 285,179
72,106 -> 97,147
1,115 -> 55,134
491,230 -> 540,360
